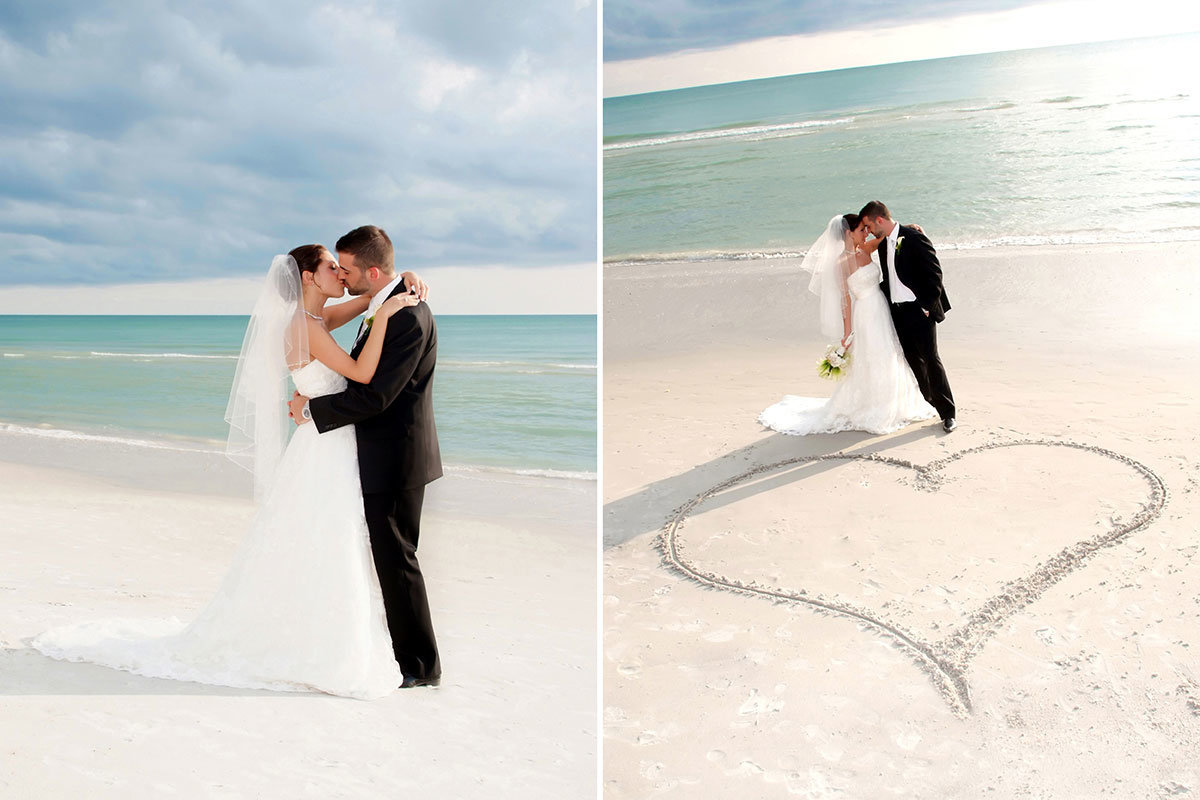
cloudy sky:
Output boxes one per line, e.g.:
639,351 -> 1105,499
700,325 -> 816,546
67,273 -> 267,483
605,0 -> 1200,96
0,0 -> 596,313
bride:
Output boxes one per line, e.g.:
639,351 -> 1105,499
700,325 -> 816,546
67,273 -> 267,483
33,246 -> 425,698
759,213 -> 936,435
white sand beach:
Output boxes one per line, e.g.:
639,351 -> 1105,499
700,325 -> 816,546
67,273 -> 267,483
0,432 -> 596,798
603,243 -> 1200,797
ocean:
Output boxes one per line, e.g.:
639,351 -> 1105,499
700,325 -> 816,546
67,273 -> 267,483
603,33 -> 1200,262
0,314 -> 596,479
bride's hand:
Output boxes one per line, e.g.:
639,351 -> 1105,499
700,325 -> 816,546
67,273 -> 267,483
288,391 -> 310,426
400,270 -> 429,301
378,293 -> 420,319
908,223 -> 925,234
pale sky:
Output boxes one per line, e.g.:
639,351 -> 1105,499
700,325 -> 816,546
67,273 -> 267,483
604,0 -> 1200,97
0,262 -> 596,315
0,1 -> 597,314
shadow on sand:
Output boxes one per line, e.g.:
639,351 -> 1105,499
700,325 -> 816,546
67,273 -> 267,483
603,421 -> 945,548
0,646 -> 329,698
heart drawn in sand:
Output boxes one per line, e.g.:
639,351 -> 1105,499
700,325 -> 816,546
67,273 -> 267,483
657,441 -> 1167,715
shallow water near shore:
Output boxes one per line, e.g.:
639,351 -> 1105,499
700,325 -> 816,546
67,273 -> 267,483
0,313 -> 597,478
604,33 -> 1200,262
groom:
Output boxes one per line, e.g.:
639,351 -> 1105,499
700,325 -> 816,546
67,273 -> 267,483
288,225 -> 443,688
859,201 -> 957,432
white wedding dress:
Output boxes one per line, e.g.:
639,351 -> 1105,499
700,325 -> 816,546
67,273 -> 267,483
759,260 -> 936,435
32,361 -> 403,698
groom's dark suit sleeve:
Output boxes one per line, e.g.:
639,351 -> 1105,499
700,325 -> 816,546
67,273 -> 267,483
309,309 -> 425,433
900,228 -> 949,321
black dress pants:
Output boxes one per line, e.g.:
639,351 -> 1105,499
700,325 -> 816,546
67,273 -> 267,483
363,487 -> 441,680
890,302 -> 956,421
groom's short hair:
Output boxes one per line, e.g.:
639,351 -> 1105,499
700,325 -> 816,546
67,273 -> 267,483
336,225 -> 394,275
858,201 -> 891,221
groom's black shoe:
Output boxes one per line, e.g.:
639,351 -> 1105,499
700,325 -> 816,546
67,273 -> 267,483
942,417 -> 957,433
400,675 -> 441,689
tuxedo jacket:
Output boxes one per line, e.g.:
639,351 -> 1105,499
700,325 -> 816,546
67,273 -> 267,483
309,280 -> 443,494
878,224 -> 951,323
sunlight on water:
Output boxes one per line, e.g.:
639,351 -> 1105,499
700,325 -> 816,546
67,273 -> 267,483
604,34 -> 1200,260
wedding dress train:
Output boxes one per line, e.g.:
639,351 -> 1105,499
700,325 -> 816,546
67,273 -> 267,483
32,361 -> 403,698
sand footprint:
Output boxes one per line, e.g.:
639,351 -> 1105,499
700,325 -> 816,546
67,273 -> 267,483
738,688 -> 785,717
894,727 -> 922,751
702,625 -> 740,643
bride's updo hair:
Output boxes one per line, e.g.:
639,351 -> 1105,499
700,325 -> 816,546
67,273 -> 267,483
288,244 -> 329,277
842,213 -> 861,231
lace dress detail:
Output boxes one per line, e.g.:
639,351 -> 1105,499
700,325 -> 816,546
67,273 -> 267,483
32,360 -> 402,698
759,261 -> 936,435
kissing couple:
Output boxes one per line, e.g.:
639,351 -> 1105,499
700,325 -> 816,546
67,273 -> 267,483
34,225 -> 443,697
760,201 -> 957,436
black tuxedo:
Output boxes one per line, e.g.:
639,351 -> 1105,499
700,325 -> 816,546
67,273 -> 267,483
309,279 -> 442,681
878,224 -> 950,323
312,280 -> 443,492
878,225 -> 956,420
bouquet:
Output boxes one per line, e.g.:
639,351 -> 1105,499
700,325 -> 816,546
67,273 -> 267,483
817,334 -> 853,379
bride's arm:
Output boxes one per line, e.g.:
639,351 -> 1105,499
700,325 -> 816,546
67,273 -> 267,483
321,294 -> 370,331
306,295 -> 418,384
837,232 -> 854,344
839,253 -> 853,345
320,270 -> 429,331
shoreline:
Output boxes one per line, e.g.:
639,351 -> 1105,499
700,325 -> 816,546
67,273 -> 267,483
0,421 -> 596,502
603,240 -> 1200,362
604,234 -> 1200,266
0,313 -> 598,486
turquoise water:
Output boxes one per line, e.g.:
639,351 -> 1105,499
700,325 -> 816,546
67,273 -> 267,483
604,33 -> 1200,261
0,314 -> 596,477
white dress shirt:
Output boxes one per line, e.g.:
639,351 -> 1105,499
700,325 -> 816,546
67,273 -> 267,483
356,273 -> 407,344
884,223 -> 917,304
367,273 -> 406,318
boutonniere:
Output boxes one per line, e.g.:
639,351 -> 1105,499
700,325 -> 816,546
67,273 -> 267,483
363,311 -> 377,334
896,236 -> 905,251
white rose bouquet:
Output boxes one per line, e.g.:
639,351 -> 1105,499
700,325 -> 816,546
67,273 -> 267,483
817,333 -> 854,379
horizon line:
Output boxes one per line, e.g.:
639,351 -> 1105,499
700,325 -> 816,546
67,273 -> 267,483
606,29 -> 1190,100
603,1 -> 1200,99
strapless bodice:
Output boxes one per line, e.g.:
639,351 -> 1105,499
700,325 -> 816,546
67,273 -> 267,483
848,261 -> 882,300
290,360 -> 347,398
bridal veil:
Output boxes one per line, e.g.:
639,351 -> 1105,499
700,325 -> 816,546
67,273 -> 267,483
801,214 -> 855,341
224,255 -> 310,500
